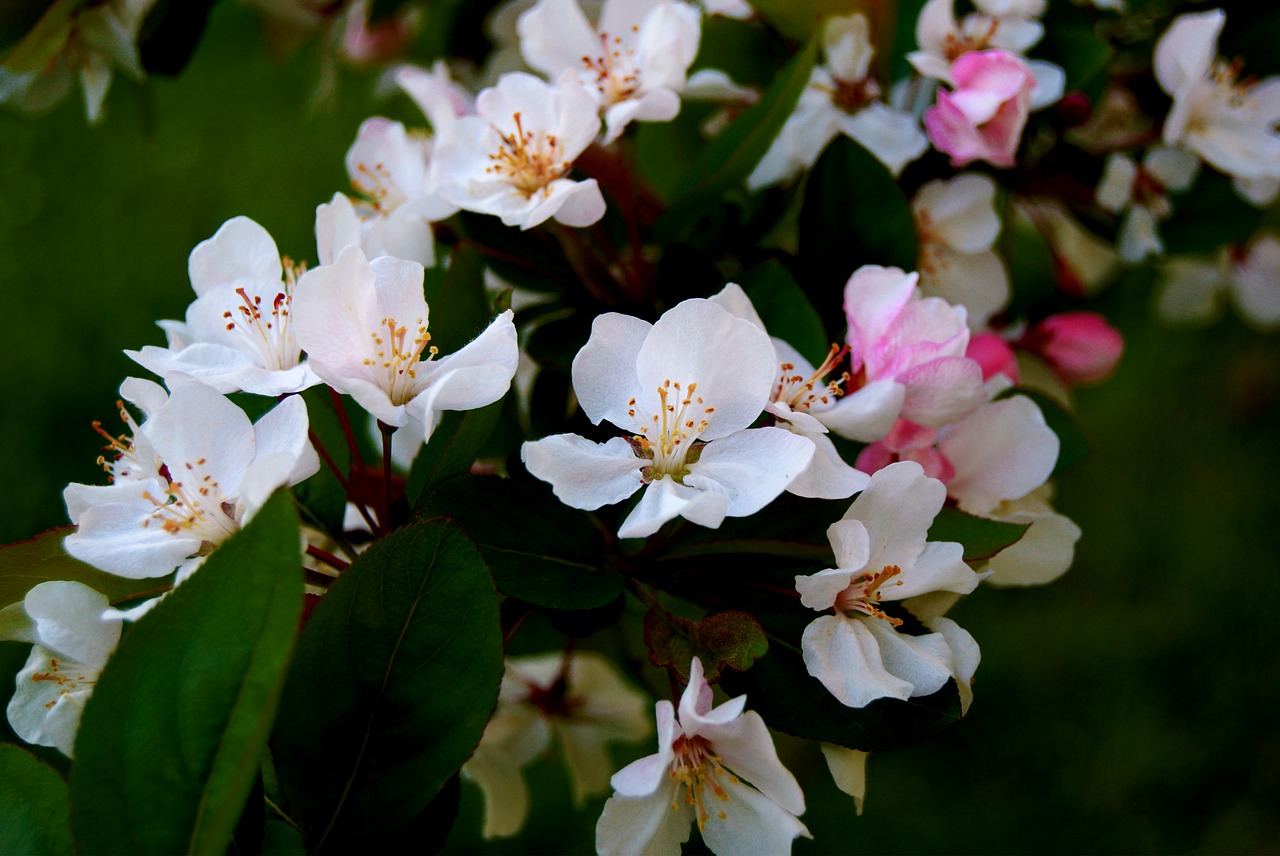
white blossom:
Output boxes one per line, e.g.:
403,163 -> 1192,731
1096,146 -> 1200,263
913,174 -> 1011,328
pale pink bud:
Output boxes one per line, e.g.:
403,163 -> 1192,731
924,50 -> 1035,168
966,332 -> 1020,384
1022,312 -> 1123,385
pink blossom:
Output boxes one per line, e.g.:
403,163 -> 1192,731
966,332 -> 1020,383
855,420 -> 953,483
1020,312 -> 1123,386
924,50 -> 1035,168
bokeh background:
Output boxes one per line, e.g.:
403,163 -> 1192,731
2,2 -> 1279,852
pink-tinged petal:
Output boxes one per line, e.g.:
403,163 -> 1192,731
679,655 -> 714,719
940,396 -> 1058,513
796,566 -> 857,611
572,312 -> 652,429
683,427 -> 815,517
1024,311 -> 1123,385
595,781 -> 691,856
855,441 -> 894,475
1154,9 -> 1223,97
699,766 -> 810,853
293,245 -> 383,388
861,618 -> 954,697
843,461 -> 943,570
618,477 -> 728,539
802,615 -> 913,708
315,193 -> 363,266
1232,235 -> 1280,330
681,690 -> 747,735
785,431 -> 870,499
24,582 -> 120,670
966,333 -> 1019,383
187,216 -> 282,297
897,356 -> 986,427
703,709 -> 806,814
951,50 -> 1033,101
518,0 -> 602,79
635,299 -> 777,440
406,310 -> 518,439
844,266 -> 917,366
915,0 -> 957,58
818,379 -> 906,443
522,434 -> 644,510
925,90 -> 988,167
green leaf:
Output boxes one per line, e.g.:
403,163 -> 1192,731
643,608 -> 769,684
0,0 -> 87,75
419,475 -> 622,610
422,246 -> 492,355
455,212 -> 576,294
407,399 -> 503,509
737,258 -> 830,367
1161,171 -> 1264,256
1039,22 -> 1113,102
998,388 -> 1088,475
70,492 -> 303,856
799,136 -> 918,301
663,494 -> 845,564
721,643 -> 963,752
659,35 -> 819,239
748,0 -> 863,39
0,743 -> 73,855
928,507 -> 1029,562
270,518 -> 502,852
0,528 -> 169,611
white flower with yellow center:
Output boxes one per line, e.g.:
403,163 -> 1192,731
127,216 -> 323,396
522,298 -> 815,539
517,0 -> 702,143
595,656 -> 809,856
63,381 -> 318,580
431,71 -> 606,230
1155,9 -> 1280,205
796,461 -> 980,708
292,246 -> 519,442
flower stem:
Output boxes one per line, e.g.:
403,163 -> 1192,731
306,544 -> 350,572
379,420 -> 396,534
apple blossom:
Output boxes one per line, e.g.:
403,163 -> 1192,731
596,656 -> 809,855
517,0 -> 702,143
1157,232 -> 1280,331
521,298 -> 815,539
748,13 -> 927,187
463,651 -> 651,838
796,461 -> 980,708
1155,10 -> 1280,202
64,381 -> 318,579
1096,146 -> 1200,263
431,71 -> 606,229
925,49 -> 1036,169
842,265 -> 986,437
913,174 -> 1011,328
1,582 -> 122,757
127,216 -> 323,396
292,246 -> 518,443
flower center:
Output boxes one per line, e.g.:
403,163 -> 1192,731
485,112 -> 572,197
828,76 -> 881,114
93,400 -> 156,483
943,17 -> 999,61
139,456 -> 241,549
220,257 -> 304,372
774,344 -> 851,412
581,30 -> 642,105
362,315 -> 437,405
835,565 -> 905,625
1131,168 -> 1171,216
31,656 -> 97,701
670,733 -> 738,829
627,380 -> 716,482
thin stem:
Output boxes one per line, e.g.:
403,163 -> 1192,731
379,421 -> 396,534
306,544 -> 350,572
614,139 -> 649,302
308,428 -> 380,535
328,387 -> 363,465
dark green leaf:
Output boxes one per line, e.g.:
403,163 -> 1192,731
407,399 -> 503,508
659,36 -> 820,239
71,492 -> 303,856
928,507 -> 1030,562
721,643 -> 963,751
1161,171 -> 1264,256
1039,23 -> 1113,102
271,518 -> 502,852
138,0 -> 217,77
998,387 -> 1088,475
643,608 -> 769,683
423,246 -> 492,354
663,494 -> 845,564
748,0 -> 863,39
738,258 -> 830,367
799,136 -> 918,301
419,475 -> 622,610
455,212 -> 576,294
0,528 -> 172,611
0,743 -> 73,855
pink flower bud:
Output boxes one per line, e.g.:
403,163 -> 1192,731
923,50 -> 1035,168
966,332 -> 1020,384
1022,312 -> 1123,385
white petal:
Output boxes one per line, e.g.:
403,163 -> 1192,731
785,431 -> 871,500
801,615 -> 913,708
827,517 -> 871,572
1096,153 -> 1136,213
704,709 -> 806,814
406,310 -> 519,439
926,616 -> 980,714
315,193 -> 363,266
915,173 -> 1000,253
187,216 -> 283,297
842,461 -> 944,571
23,581 -> 121,670
1154,10 -> 1223,96
618,477 -> 728,538
518,0 -> 600,79
573,312 -> 653,429
612,699 -> 677,797
820,744 -> 868,814
521,434 -> 645,510
595,780 -> 691,856
940,395 -> 1059,514
699,771 -> 810,854
817,379 -> 906,443
1144,145 -> 1201,191
919,247 -> 1011,330
984,499 -> 1080,586
862,617 -> 954,698
840,103 -> 929,177
796,567 -> 857,611
1119,206 -> 1163,263
708,282 -> 766,331
8,646 -> 94,757
683,427 -> 815,517
893,541 -> 978,599
546,178 -> 607,228
462,750 -> 530,839
1027,60 -> 1065,110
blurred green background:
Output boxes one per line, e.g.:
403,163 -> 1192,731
2,3 -> 1279,853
